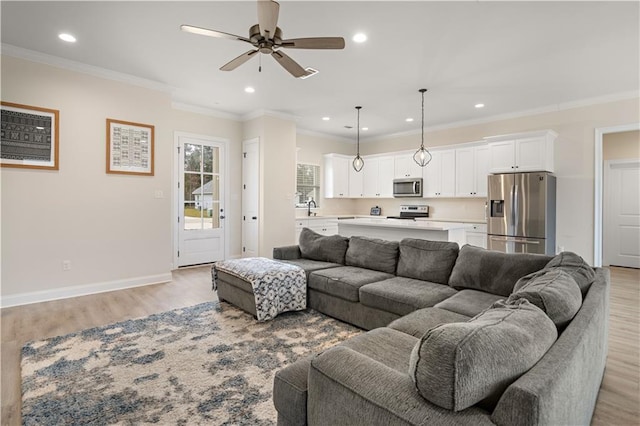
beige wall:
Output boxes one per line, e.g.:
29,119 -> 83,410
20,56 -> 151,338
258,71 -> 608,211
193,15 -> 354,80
1,55 -> 243,304
603,130 -> 640,160
243,114 -> 297,257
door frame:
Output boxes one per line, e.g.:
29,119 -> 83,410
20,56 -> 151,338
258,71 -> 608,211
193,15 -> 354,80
594,122 -> 640,267
173,131 -> 230,269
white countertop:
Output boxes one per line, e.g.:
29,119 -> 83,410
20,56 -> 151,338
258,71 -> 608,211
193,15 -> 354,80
338,217 -> 473,231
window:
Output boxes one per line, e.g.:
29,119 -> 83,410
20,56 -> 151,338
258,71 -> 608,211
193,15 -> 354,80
296,163 -> 320,208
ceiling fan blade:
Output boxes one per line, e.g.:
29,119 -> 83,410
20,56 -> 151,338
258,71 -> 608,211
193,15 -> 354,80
220,50 -> 259,71
257,0 -> 279,39
280,37 -> 346,49
181,24 -> 251,44
271,50 -> 306,78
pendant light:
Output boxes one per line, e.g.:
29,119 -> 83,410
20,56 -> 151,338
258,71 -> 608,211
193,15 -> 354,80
352,106 -> 364,172
413,88 -> 432,167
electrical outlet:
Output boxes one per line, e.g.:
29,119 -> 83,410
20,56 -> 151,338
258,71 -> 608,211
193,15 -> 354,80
62,260 -> 71,271
154,190 -> 164,199
557,246 -> 565,254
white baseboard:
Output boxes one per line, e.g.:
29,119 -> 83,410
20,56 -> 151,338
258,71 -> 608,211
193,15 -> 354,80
0,273 -> 173,309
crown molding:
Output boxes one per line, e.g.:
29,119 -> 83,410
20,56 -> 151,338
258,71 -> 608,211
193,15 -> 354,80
241,109 -> 300,123
171,102 -> 241,121
296,128 -> 354,144
363,90 -> 640,143
1,43 -> 174,93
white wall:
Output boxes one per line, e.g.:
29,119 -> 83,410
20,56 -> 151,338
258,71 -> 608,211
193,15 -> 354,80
1,55 -> 243,306
603,130 -> 640,160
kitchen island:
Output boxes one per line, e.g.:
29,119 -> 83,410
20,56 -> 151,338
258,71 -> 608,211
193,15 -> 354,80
337,217 -> 472,245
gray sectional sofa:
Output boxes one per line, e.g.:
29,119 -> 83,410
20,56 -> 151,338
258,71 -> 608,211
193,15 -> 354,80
270,228 -> 608,426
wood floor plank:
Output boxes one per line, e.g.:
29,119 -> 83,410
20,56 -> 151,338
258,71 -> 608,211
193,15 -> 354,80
1,265 -> 638,425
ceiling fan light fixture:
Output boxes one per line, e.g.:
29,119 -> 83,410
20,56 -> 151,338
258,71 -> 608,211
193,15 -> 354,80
353,106 -> 364,172
413,88 -> 432,167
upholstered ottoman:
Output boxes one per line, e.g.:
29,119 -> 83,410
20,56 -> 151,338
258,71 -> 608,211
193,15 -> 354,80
212,257 -> 307,321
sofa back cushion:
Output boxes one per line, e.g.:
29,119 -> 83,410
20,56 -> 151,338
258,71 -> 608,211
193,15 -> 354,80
408,299 -> 557,411
448,245 -> 552,297
345,236 -> 399,274
299,227 -> 349,265
508,269 -> 582,328
397,239 -> 459,284
545,252 -> 595,296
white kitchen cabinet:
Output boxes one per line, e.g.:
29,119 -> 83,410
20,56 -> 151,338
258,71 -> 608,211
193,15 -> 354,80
295,218 -> 338,242
423,149 -> 456,198
487,130 -> 556,173
348,165 -> 364,198
323,154 -> 350,198
394,153 -> 423,178
455,144 -> 490,197
464,223 -> 487,249
363,156 -> 394,198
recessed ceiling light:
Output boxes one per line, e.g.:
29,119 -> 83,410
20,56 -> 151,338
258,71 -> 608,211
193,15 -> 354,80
352,33 -> 367,43
405,118 -> 414,122
322,117 -> 330,121
58,33 -> 76,43
475,103 -> 485,108
244,86 -> 255,93
362,127 -> 369,131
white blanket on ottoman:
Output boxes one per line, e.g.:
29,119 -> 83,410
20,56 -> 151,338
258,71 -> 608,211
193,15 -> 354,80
213,257 -> 306,321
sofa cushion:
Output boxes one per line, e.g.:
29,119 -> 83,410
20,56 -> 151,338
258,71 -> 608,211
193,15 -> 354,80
308,266 -> 394,302
279,258 -> 341,279
299,227 -> 349,265
409,299 -> 557,411
448,245 -> 552,297
508,269 -> 582,328
359,277 -> 458,316
388,307 -> 470,338
397,239 -> 460,284
434,289 -> 504,317
341,327 -> 419,373
273,356 -> 312,425
345,236 -> 399,274
545,251 -> 596,296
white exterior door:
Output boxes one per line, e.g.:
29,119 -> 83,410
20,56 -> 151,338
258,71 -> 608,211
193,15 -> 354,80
605,160 -> 640,268
177,135 -> 226,267
243,139 -> 259,257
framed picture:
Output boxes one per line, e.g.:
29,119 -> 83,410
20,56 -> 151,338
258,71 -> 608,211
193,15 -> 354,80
106,118 -> 154,176
1,101 -> 60,170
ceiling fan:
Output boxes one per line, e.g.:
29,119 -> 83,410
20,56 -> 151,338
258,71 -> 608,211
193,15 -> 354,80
181,0 -> 345,78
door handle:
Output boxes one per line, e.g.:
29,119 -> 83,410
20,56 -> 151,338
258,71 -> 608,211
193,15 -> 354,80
220,215 -> 225,219
252,216 -> 257,220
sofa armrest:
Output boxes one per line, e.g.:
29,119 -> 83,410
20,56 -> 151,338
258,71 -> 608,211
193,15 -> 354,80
273,245 -> 302,260
308,346 -> 493,426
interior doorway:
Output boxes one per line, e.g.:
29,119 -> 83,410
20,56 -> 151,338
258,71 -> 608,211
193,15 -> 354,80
174,132 -> 228,267
594,124 -> 640,267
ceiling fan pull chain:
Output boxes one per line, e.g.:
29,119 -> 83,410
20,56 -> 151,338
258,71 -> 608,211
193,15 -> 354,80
259,54 -> 262,72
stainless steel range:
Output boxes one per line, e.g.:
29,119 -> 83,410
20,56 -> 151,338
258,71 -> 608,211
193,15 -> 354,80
387,205 -> 429,220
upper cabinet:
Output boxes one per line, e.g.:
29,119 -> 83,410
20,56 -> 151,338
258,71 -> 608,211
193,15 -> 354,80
364,156 -> 394,198
486,130 -> 557,174
323,154 -> 350,198
394,153 -> 423,178
455,144 -> 490,197
423,149 -> 456,198
348,164 -> 364,198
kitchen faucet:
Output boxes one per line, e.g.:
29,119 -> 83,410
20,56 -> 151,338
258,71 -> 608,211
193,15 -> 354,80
307,198 -> 317,216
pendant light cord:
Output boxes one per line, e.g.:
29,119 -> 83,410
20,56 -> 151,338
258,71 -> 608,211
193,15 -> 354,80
420,88 -> 426,149
356,106 -> 361,155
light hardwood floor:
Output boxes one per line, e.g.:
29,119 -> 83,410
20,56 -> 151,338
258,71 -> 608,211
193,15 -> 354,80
2,266 -> 638,425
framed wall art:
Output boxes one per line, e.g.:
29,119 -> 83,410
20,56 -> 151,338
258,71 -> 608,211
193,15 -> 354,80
106,118 -> 154,176
1,101 -> 60,170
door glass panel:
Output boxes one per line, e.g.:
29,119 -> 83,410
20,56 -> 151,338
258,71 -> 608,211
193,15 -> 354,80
184,173 -> 202,202
184,202 -> 201,230
184,143 -> 202,172
203,146 -> 215,173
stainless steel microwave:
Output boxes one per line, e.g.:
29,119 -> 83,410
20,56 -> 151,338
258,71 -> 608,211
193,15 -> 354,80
393,178 -> 423,197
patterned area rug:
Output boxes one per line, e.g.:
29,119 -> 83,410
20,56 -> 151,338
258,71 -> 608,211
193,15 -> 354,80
21,302 -> 362,425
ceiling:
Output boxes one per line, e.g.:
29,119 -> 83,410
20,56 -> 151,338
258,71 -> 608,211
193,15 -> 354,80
1,1 -> 639,141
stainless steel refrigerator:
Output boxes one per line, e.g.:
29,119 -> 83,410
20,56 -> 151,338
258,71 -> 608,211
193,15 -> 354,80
487,172 -> 556,255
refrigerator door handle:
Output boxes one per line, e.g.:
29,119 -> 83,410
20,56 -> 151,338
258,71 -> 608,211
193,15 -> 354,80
511,185 -> 520,234
490,236 -> 540,244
